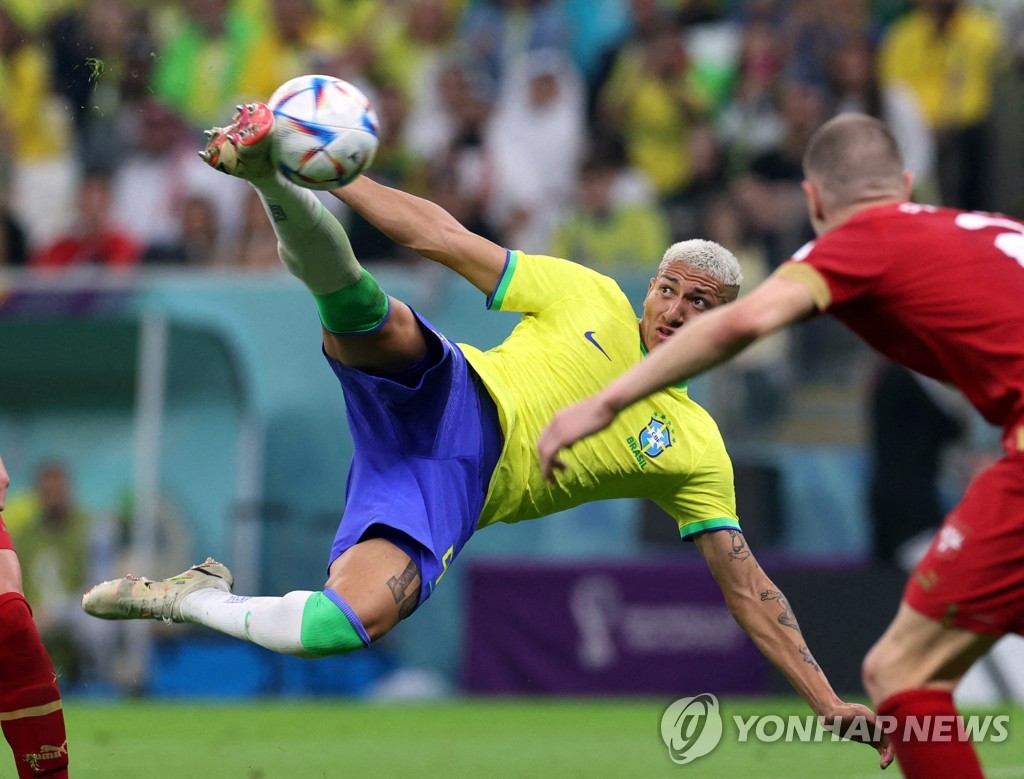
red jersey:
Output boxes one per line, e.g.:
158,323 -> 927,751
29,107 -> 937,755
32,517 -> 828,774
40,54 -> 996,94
30,232 -> 141,270
777,202 -> 1024,439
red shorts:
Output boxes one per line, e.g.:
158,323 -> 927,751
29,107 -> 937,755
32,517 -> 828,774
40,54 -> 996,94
0,514 -> 13,551
904,453 -> 1024,636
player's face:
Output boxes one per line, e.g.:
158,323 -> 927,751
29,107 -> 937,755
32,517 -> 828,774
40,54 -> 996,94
639,261 -> 737,350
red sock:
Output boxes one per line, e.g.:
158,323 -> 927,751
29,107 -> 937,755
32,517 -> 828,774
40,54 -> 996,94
878,688 -> 983,779
0,592 -> 68,778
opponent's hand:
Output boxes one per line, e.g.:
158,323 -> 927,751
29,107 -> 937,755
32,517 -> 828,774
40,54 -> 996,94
538,395 -> 618,482
819,701 -> 895,770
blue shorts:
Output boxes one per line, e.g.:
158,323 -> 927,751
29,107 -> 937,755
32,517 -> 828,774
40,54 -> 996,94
326,312 -> 503,608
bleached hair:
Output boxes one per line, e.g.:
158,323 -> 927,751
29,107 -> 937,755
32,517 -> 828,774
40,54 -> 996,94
659,239 -> 743,287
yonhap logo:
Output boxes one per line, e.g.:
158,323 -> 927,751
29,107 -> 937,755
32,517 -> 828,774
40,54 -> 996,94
660,693 -> 723,765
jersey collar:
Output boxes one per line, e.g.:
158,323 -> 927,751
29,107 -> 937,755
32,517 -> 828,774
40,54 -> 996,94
639,337 -> 688,391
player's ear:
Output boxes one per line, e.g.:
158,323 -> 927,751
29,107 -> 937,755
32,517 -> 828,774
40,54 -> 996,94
802,180 -> 825,223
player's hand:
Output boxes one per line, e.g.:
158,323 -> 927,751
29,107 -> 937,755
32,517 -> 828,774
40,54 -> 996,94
819,701 -> 895,770
538,395 -> 618,482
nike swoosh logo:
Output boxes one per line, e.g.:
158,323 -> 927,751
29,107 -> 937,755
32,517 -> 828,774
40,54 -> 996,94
244,611 -> 253,640
584,331 -> 611,361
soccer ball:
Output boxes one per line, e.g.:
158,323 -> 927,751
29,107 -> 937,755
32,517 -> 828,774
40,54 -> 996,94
268,75 -> 379,190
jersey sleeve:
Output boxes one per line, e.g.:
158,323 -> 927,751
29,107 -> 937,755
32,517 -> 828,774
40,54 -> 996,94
655,435 -> 741,540
487,250 -> 624,314
774,216 -> 890,311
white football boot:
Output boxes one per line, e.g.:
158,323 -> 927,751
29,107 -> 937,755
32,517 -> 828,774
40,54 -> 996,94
82,557 -> 233,623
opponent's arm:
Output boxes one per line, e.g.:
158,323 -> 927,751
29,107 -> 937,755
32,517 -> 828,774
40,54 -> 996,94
332,176 -> 507,295
695,529 -> 894,769
0,452 -> 8,511
539,275 -> 817,480
0,453 -> 24,596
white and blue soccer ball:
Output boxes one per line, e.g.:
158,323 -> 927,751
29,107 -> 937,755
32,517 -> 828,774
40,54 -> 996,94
268,75 -> 379,190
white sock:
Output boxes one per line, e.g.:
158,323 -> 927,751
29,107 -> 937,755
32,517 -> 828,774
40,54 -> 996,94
179,589 -> 316,658
250,173 -> 361,294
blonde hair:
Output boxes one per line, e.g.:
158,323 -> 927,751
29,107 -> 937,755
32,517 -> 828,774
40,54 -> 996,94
659,239 -> 743,287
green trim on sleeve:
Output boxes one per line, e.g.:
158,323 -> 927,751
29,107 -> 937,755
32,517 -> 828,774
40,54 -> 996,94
679,517 -> 742,541
487,250 -> 519,310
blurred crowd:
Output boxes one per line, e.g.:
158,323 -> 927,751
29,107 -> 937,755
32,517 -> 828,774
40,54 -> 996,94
0,0 -> 1022,277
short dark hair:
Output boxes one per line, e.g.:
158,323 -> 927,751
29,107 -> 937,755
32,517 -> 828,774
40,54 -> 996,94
803,113 -> 904,208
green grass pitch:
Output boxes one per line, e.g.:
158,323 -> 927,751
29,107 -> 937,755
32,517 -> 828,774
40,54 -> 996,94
11,697 -> 1022,778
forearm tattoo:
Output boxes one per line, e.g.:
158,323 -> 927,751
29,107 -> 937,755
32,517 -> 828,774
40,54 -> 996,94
726,530 -> 751,562
760,589 -> 800,631
799,645 -> 821,673
387,560 -> 419,605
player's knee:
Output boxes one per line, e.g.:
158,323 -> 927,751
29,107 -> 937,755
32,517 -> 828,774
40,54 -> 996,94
299,590 -> 371,657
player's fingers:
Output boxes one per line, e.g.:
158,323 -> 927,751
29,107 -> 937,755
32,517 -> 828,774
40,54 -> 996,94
540,449 -> 557,482
542,458 -> 563,484
539,442 -> 566,483
878,737 -> 895,770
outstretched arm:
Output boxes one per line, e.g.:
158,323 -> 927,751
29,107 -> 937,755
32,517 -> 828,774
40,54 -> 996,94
332,176 -> 507,295
538,274 -> 818,480
695,529 -> 894,769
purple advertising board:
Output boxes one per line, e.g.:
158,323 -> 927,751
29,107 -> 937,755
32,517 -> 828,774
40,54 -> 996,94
464,560 -> 771,695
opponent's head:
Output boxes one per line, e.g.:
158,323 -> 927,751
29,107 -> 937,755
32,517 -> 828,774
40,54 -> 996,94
639,240 -> 742,351
801,113 -> 911,235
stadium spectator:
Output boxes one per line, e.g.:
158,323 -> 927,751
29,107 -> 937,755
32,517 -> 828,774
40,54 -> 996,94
71,5 -> 161,175
484,48 -> 585,252
4,461 -> 101,685
45,0 -> 145,145
143,194 -> 226,267
151,0 -> 259,130
729,80 -> 826,268
83,104 -> 891,770
109,98 -> 247,261
539,112 -> 1024,779
374,0 -> 461,120
0,452 -> 69,778
783,0 -> 877,90
236,0 -> 341,104
458,0 -> 571,87
826,33 -> 938,202
559,0 -> 631,102
0,7 -> 78,251
716,18 -> 786,178
421,61 -> 499,243
597,15 -> 713,201
107,98 -> 194,255
29,173 -> 141,272
0,205 -> 28,267
548,144 -> 669,272
877,0 -> 1003,210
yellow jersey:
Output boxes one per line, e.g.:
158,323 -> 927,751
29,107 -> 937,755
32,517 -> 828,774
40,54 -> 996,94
460,251 -> 740,539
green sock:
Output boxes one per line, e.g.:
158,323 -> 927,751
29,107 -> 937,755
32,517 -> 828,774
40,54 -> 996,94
299,591 -> 369,657
312,269 -> 390,334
